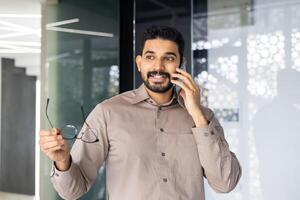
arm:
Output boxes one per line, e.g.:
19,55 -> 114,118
171,68 -> 241,192
50,104 -> 109,199
192,107 -> 242,193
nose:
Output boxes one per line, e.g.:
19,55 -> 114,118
153,58 -> 165,71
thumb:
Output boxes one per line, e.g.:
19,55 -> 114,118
51,128 -> 61,135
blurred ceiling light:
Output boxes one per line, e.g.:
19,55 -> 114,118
0,19 -> 41,38
0,31 -> 38,39
47,53 -> 71,61
0,19 -> 35,31
0,14 -> 41,18
0,41 -> 40,47
0,26 -> 15,31
0,49 -> 40,53
46,18 -> 114,37
46,18 -> 79,28
0,43 -> 40,53
47,27 -> 113,37
0,14 -> 41,54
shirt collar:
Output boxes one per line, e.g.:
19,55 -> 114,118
130,84 -> 149,104
130,84 -> 185,108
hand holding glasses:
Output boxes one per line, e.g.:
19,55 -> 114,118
45,98 -> 99,143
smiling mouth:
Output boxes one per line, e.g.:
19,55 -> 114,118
148,72 -> 169,83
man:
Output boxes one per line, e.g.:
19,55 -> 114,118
40,26 -> 241,200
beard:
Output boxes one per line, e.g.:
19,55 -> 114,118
142,71 -> 173,93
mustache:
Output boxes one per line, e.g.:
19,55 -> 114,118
147,71 -> 170,78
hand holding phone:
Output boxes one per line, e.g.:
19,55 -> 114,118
170,63 -> 205,126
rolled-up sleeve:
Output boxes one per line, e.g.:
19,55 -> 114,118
50,103 -> 109,200
192,107 -> 242,193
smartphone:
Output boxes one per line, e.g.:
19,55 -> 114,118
175,58 -> 187,96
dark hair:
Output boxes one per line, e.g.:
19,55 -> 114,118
140,25 -> 185,65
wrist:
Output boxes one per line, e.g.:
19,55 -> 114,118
55,155 -> 71,171
191,108 -> 208,128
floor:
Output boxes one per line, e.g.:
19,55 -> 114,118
0,191 -> 34,200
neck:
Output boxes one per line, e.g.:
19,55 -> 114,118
145,87 -> 173,105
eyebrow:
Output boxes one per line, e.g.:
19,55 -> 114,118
144,50 -> 177,57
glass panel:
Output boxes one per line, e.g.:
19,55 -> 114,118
193,0 -> 300,199
44,0 -> 119,199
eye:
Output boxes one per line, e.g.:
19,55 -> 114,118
165,56 -> 175,62
145,55 -> 155,60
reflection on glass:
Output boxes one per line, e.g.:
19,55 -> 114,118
291,29 -> 300,72
193,0 -> 300,200
247,32 -> 285,98
45,0 -> 119,199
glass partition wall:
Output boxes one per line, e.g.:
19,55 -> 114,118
40,0 -> 300,199
192,0 -> 300,200
41,0 -> 119,199
135,0 -> 300,200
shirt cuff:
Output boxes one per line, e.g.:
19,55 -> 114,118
191,120 -> 222,145
50,156 -> 74,179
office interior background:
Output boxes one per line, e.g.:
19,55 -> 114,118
0,0 -> 299,199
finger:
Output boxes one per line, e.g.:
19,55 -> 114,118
42,140 -> 64,150
51,128 -> 61,135
44,141 -> 68,153
40,128 -> 61,136
41,142 -> 63,151
175,68 -> 198,88
176,68 -> 200,90
43,145 -> 64,154
39,135 -> 63,145
172,73 -> 195,91
40,130 -> 52,136
171,78 -> 190,93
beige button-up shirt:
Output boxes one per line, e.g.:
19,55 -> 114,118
51,84 -> 241,200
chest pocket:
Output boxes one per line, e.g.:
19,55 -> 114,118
164,129 -> 202,176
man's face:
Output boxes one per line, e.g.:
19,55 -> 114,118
136,38 -> 181,93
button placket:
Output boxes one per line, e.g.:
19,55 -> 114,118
156,106 -> 162,118
157,124 -> 169,188
155,107 -> 171,189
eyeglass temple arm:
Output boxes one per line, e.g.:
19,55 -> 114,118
46,98 -> 54,128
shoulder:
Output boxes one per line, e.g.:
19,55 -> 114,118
94,89 -> 138,111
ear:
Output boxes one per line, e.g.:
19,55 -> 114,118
135,55 -> 142,72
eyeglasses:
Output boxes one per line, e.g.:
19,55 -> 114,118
45,98 -> 99,143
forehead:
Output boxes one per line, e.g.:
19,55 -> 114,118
143,38 -> 179,55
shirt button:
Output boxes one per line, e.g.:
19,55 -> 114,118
163,178 -> 168,182
204,132 -> 209,136
161,152 -> 166,156
158,107 -> 162,110
160,128 -> 164,132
